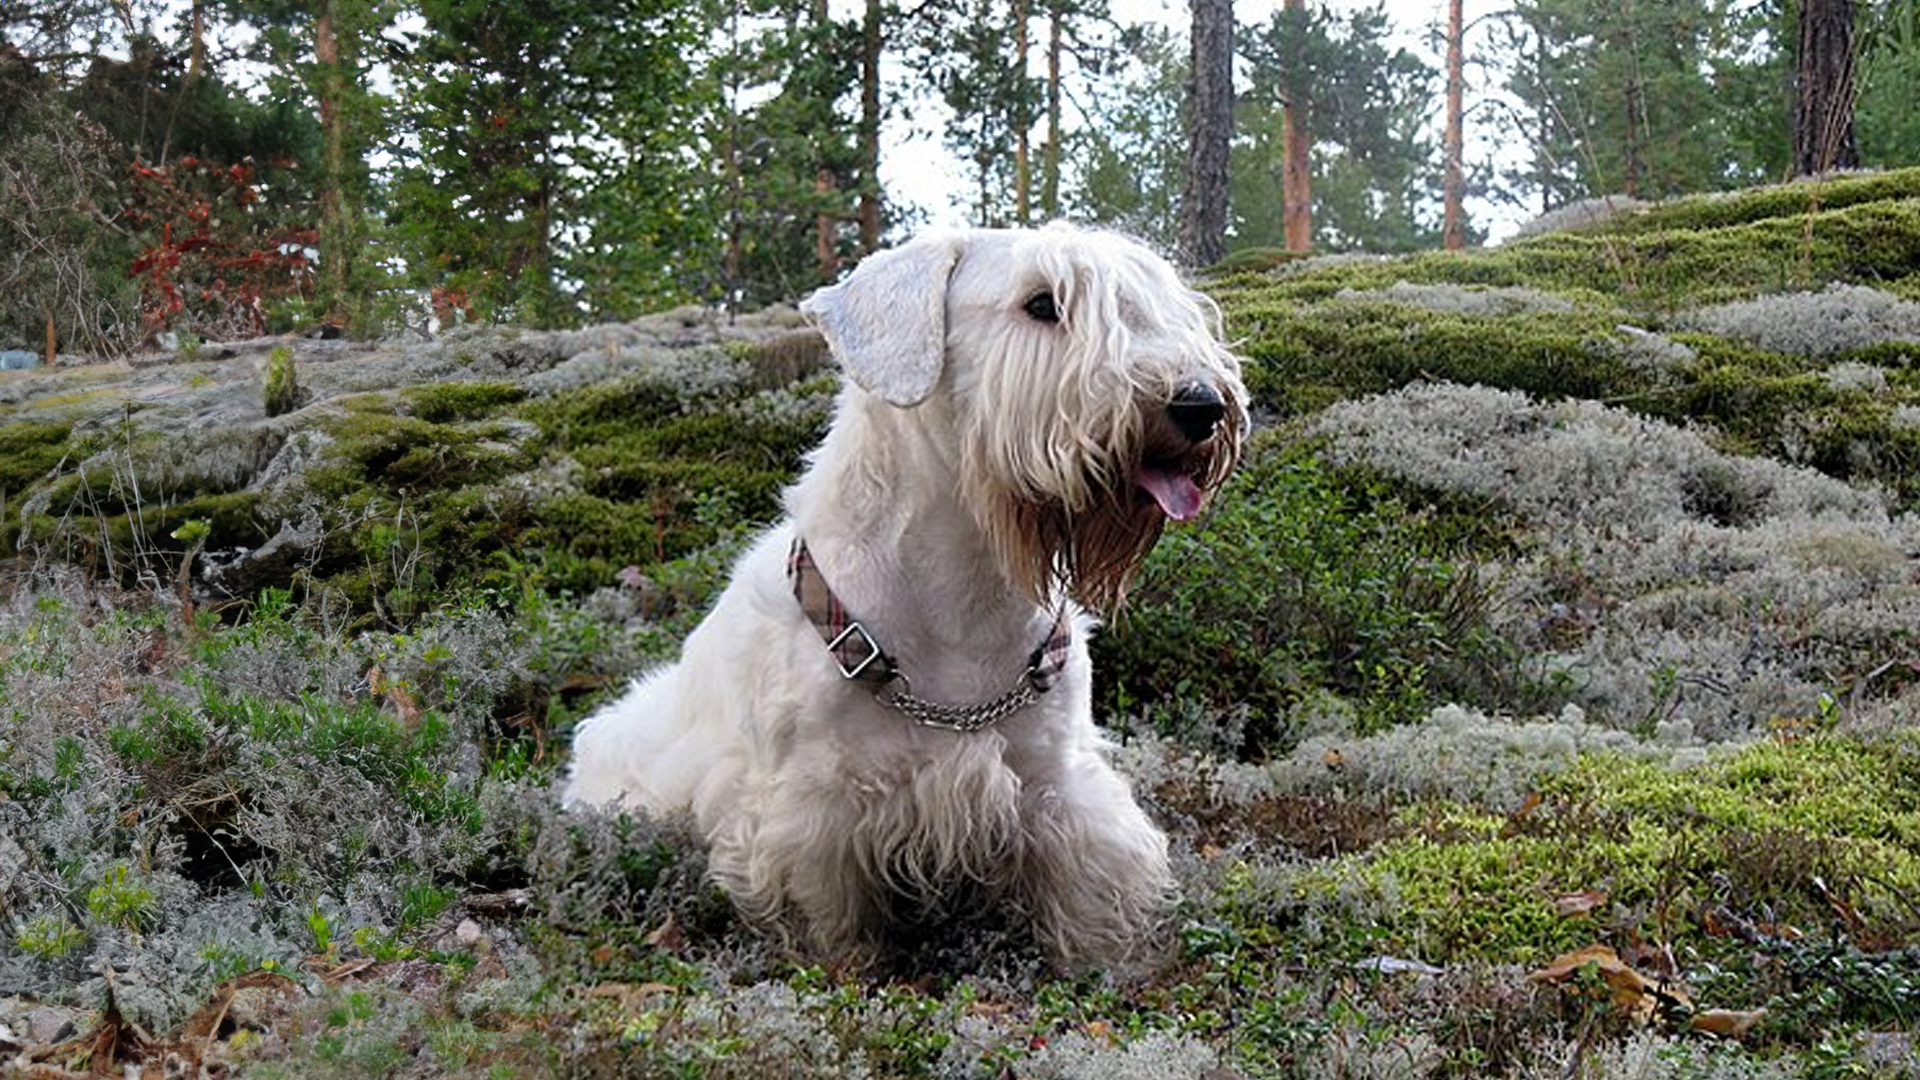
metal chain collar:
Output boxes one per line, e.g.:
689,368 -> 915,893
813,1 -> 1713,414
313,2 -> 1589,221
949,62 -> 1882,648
879,675 -> 1044,733
788,537 -> 1069,733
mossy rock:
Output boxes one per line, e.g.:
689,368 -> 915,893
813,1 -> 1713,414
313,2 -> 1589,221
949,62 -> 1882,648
310,412 -> 535,496
519,378 -> 828,593
1213,200 -> 1920,506
0,420 -> 73,501
1234,300 -> 1640,419
400,381 -> 528,424
1587,168 -> 1920,236
1211,171 -> 1920,317
727,330 -> 833,390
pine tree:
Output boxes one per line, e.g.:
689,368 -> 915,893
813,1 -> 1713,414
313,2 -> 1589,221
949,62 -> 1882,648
389,0 -> 569,324
1238,3 -> 1439,253
1491,0 -> 1785,211
227,0 -> 393,329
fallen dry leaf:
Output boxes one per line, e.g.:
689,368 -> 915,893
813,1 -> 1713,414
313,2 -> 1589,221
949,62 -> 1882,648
582,982 -> 681,1011
646,913 -> 685,952
1552,890 -> 1608,918
1527,944 -> 1692,1024
1691,1008 -> 1767,1040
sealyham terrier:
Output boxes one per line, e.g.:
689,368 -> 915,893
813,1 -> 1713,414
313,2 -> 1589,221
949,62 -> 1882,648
563,224 -> 1247,971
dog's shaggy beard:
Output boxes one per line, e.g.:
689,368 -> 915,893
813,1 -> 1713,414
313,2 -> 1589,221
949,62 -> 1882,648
979,409 -> 1242,614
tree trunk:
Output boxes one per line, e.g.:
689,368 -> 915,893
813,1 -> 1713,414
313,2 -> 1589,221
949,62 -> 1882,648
314,0 -> 347,320
816,168 -> 839,281
1619,0 -> 1646,196
1180,0 -> 1232,267
189,1 -> 206,81
1280,0 -> 1310,251
859,0 -> 882,252
1041,0 -> 1061,219
813,0 -> 838,280
1442,0 -> 1466,249
724,0 -> 744,303
1795,0 -> 1858,175
1013,0 -> 1030,225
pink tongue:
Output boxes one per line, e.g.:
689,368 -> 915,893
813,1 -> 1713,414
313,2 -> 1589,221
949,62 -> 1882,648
1135,468 -> 1204,521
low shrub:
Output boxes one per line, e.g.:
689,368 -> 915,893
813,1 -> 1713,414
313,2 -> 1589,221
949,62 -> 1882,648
1095,435 -> 1520,757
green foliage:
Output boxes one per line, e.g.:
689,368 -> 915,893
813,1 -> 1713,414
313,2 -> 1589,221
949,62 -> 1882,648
226,0 -> 397,329
1858,3 -> 1920,168
13,913 -> 85,959
706,0 -> 867,304
919,0 -> 1042,226
388,0 -> 571,324
72,35 -> 319,177
1071,26 -> 1186,249
0,79 -> 141,356
87,864 -> 158,932
389,0 -> 716,322
1096,437 -> 1517,756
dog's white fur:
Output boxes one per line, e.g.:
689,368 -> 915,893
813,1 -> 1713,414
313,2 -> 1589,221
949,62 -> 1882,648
563,224 -> 1246,971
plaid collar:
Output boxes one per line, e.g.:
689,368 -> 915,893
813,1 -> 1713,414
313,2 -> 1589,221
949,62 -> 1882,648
787,536 -> 1072,731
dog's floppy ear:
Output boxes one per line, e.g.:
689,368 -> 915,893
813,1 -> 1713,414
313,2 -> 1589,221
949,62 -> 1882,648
801,233 -> 963,407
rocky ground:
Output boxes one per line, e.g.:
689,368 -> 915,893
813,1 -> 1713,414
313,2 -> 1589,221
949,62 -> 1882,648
4,170 -> 1920,1078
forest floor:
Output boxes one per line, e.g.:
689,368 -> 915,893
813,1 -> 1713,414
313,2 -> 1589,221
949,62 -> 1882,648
4,170 -> 1920,1078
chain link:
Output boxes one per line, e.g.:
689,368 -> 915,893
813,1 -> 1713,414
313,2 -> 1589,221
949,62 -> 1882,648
879,677 -> 1041,733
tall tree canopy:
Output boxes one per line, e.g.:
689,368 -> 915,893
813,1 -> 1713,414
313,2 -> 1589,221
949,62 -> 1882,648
10,0 -> 1920,353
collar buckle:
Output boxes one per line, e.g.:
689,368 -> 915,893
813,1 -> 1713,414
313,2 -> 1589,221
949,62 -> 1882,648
826,621 -> 886,680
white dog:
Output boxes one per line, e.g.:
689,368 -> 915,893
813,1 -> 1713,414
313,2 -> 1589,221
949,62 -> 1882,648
563,224 -> 1246,971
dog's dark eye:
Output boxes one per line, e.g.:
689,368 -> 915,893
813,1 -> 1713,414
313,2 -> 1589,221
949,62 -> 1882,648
1023,291 -> 1060,324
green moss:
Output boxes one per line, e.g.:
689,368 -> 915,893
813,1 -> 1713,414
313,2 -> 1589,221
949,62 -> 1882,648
521,378 -> 827,593
264,346 -> 300,418
1234,299 -> 1638,419
1549,736 -> 1920,845
401,381 -> 527,424
1328,734 -> 1920,964
0,420 -> 73,495
313,412 -> 532,495
728,330 -> 833,389
1586,167 -> 1920,236
11,490 -> 268,587
1217,245 -> 1920,506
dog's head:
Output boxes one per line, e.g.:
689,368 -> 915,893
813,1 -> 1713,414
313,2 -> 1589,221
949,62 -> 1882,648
802,224 -> 1248,612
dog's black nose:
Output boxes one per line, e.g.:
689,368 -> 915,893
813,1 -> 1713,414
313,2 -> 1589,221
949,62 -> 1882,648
1167,382 -> 1227,443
